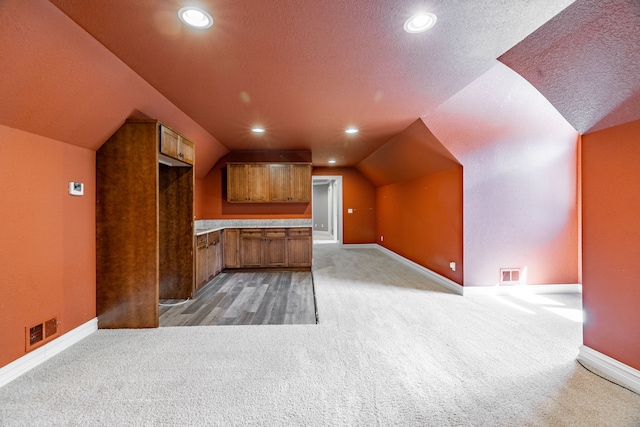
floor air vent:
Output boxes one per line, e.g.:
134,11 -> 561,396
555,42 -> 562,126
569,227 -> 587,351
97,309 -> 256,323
26,316 -> 59,351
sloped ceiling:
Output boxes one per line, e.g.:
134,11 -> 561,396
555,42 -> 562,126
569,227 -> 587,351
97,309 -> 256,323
0,0 -> 228,179
499,0 -> 640,134
46,0 -> 575,168
357,118 -> 460,187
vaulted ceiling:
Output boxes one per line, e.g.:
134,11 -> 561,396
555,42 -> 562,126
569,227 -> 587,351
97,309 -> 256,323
47,0 -> 575,167
3,0 -> 639,178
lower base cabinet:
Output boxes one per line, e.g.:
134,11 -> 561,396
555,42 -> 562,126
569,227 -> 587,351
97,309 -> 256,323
195,230 -> 224,291
287,228 -> 312,267
222,227 -> 312,270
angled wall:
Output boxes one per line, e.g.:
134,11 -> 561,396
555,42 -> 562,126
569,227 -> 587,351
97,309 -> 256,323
426,63 -> 579,287
581,119 -> 640,371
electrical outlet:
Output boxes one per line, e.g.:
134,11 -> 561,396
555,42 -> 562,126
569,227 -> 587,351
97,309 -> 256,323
450,262 -> 456,271
380,235 -> 384,242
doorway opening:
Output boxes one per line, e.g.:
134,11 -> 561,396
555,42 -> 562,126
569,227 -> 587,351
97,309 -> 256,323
312,176 -> 342,244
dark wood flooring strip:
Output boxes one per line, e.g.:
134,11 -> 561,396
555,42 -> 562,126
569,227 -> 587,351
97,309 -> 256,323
159,271 -> 317,327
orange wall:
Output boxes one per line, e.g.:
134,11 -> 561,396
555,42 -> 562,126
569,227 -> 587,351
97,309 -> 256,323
194,178 -> 204,220
313,167 -> 376,244
377,168 -> 463,284
0,125 -> 96,368
582,119 -> 640,370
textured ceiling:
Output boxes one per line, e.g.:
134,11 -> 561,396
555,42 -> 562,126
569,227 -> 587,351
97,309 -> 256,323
48,0 -> 576,167
499,0 -> 640,134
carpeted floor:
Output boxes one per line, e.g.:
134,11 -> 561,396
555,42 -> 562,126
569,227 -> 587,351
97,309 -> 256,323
1,244 -> 639,426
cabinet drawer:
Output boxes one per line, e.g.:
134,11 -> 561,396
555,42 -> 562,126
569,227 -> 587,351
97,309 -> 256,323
196,234 -> 207,249
288,227 -> 311,237
265,228 -> 286,238
240,228 -> 263,238
208,231 -> 220,245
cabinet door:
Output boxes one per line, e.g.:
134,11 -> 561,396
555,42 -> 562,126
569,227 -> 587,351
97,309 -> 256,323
263,228 -> 288,267
215,232 -> 224,275
224,229 -> 241,268
240,229 -> 263,267
227,164 -> 248,202
206,231 -> 219,280
269,164 -> 290,202
289,164 -> 311,202
288,228 -> 312,267
195,235 -> 208,291
159,125 -> 180,159
247,164 -> 270,202
178,136 -> 195,165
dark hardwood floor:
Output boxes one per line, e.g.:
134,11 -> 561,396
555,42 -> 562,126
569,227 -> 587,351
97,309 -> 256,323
159,271 -> 317,326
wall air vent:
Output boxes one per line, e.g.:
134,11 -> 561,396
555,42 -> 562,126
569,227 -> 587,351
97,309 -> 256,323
29,324 -> 43,347
500,268 -> 521,284
26,315 -> 59,351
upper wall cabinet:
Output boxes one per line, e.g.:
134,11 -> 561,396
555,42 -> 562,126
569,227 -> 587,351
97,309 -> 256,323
159,125 -> 194,166
227,163 -> 270,202
269,164 -> 312,202
227,162 -> 311,203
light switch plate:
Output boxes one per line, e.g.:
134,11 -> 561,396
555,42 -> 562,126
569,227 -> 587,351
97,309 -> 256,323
68,181 -> 84,196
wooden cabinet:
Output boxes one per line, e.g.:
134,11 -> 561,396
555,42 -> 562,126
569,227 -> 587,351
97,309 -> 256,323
269,164 -> 312,202
222,227 -> 312,269
195,235 -> 208,290
227,164 -> 270,202
263,228 -> 288,267
287,228 -> 313,268
224,229 -> 241,268
96,119 -> 194,329
159,125 -> 194,166
240,229 -> 263,267
195,231 -> 223,291
227,163 -> 311,203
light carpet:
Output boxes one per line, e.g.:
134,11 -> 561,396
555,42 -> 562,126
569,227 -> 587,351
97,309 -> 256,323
1,244 -> 639,426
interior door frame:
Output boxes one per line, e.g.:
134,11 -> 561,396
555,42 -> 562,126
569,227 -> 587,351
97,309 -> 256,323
312,175 -> 343,244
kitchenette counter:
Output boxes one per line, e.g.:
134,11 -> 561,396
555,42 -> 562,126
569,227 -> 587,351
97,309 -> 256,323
194,219 -> 313,235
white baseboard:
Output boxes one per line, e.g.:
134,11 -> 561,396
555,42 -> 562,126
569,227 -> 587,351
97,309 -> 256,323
374,245 -> 464,295
462,283 -> 582,296
578,345 -> 640,395
342,243 -> 379,249
0,317 -> 98,388
362,244 -> 582,296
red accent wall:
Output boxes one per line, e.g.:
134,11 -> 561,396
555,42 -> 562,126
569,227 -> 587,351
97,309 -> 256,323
0,125 -> 96,368
377,168 -> 463,284
313,167 -> 377,244
582,119 -> 640,370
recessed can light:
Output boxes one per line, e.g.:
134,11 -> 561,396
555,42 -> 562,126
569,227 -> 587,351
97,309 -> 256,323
328,160 -> 336,164
251,127 -> 265,133
404,13 -> 437,33
178,7 -> 213,29
345,127 -> 358,134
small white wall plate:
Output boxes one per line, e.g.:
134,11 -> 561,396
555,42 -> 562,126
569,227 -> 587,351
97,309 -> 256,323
68,181 -> 84,196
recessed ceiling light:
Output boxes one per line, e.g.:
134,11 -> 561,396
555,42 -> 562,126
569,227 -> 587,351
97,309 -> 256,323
251,127 -> 265,133
328,160 -> 336,164
345,127 -> 358,134
404,13 -> 437,33
178,7 -> 213,29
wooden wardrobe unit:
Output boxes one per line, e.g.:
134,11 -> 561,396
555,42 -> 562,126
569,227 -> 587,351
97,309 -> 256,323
96,120 -> 194,328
